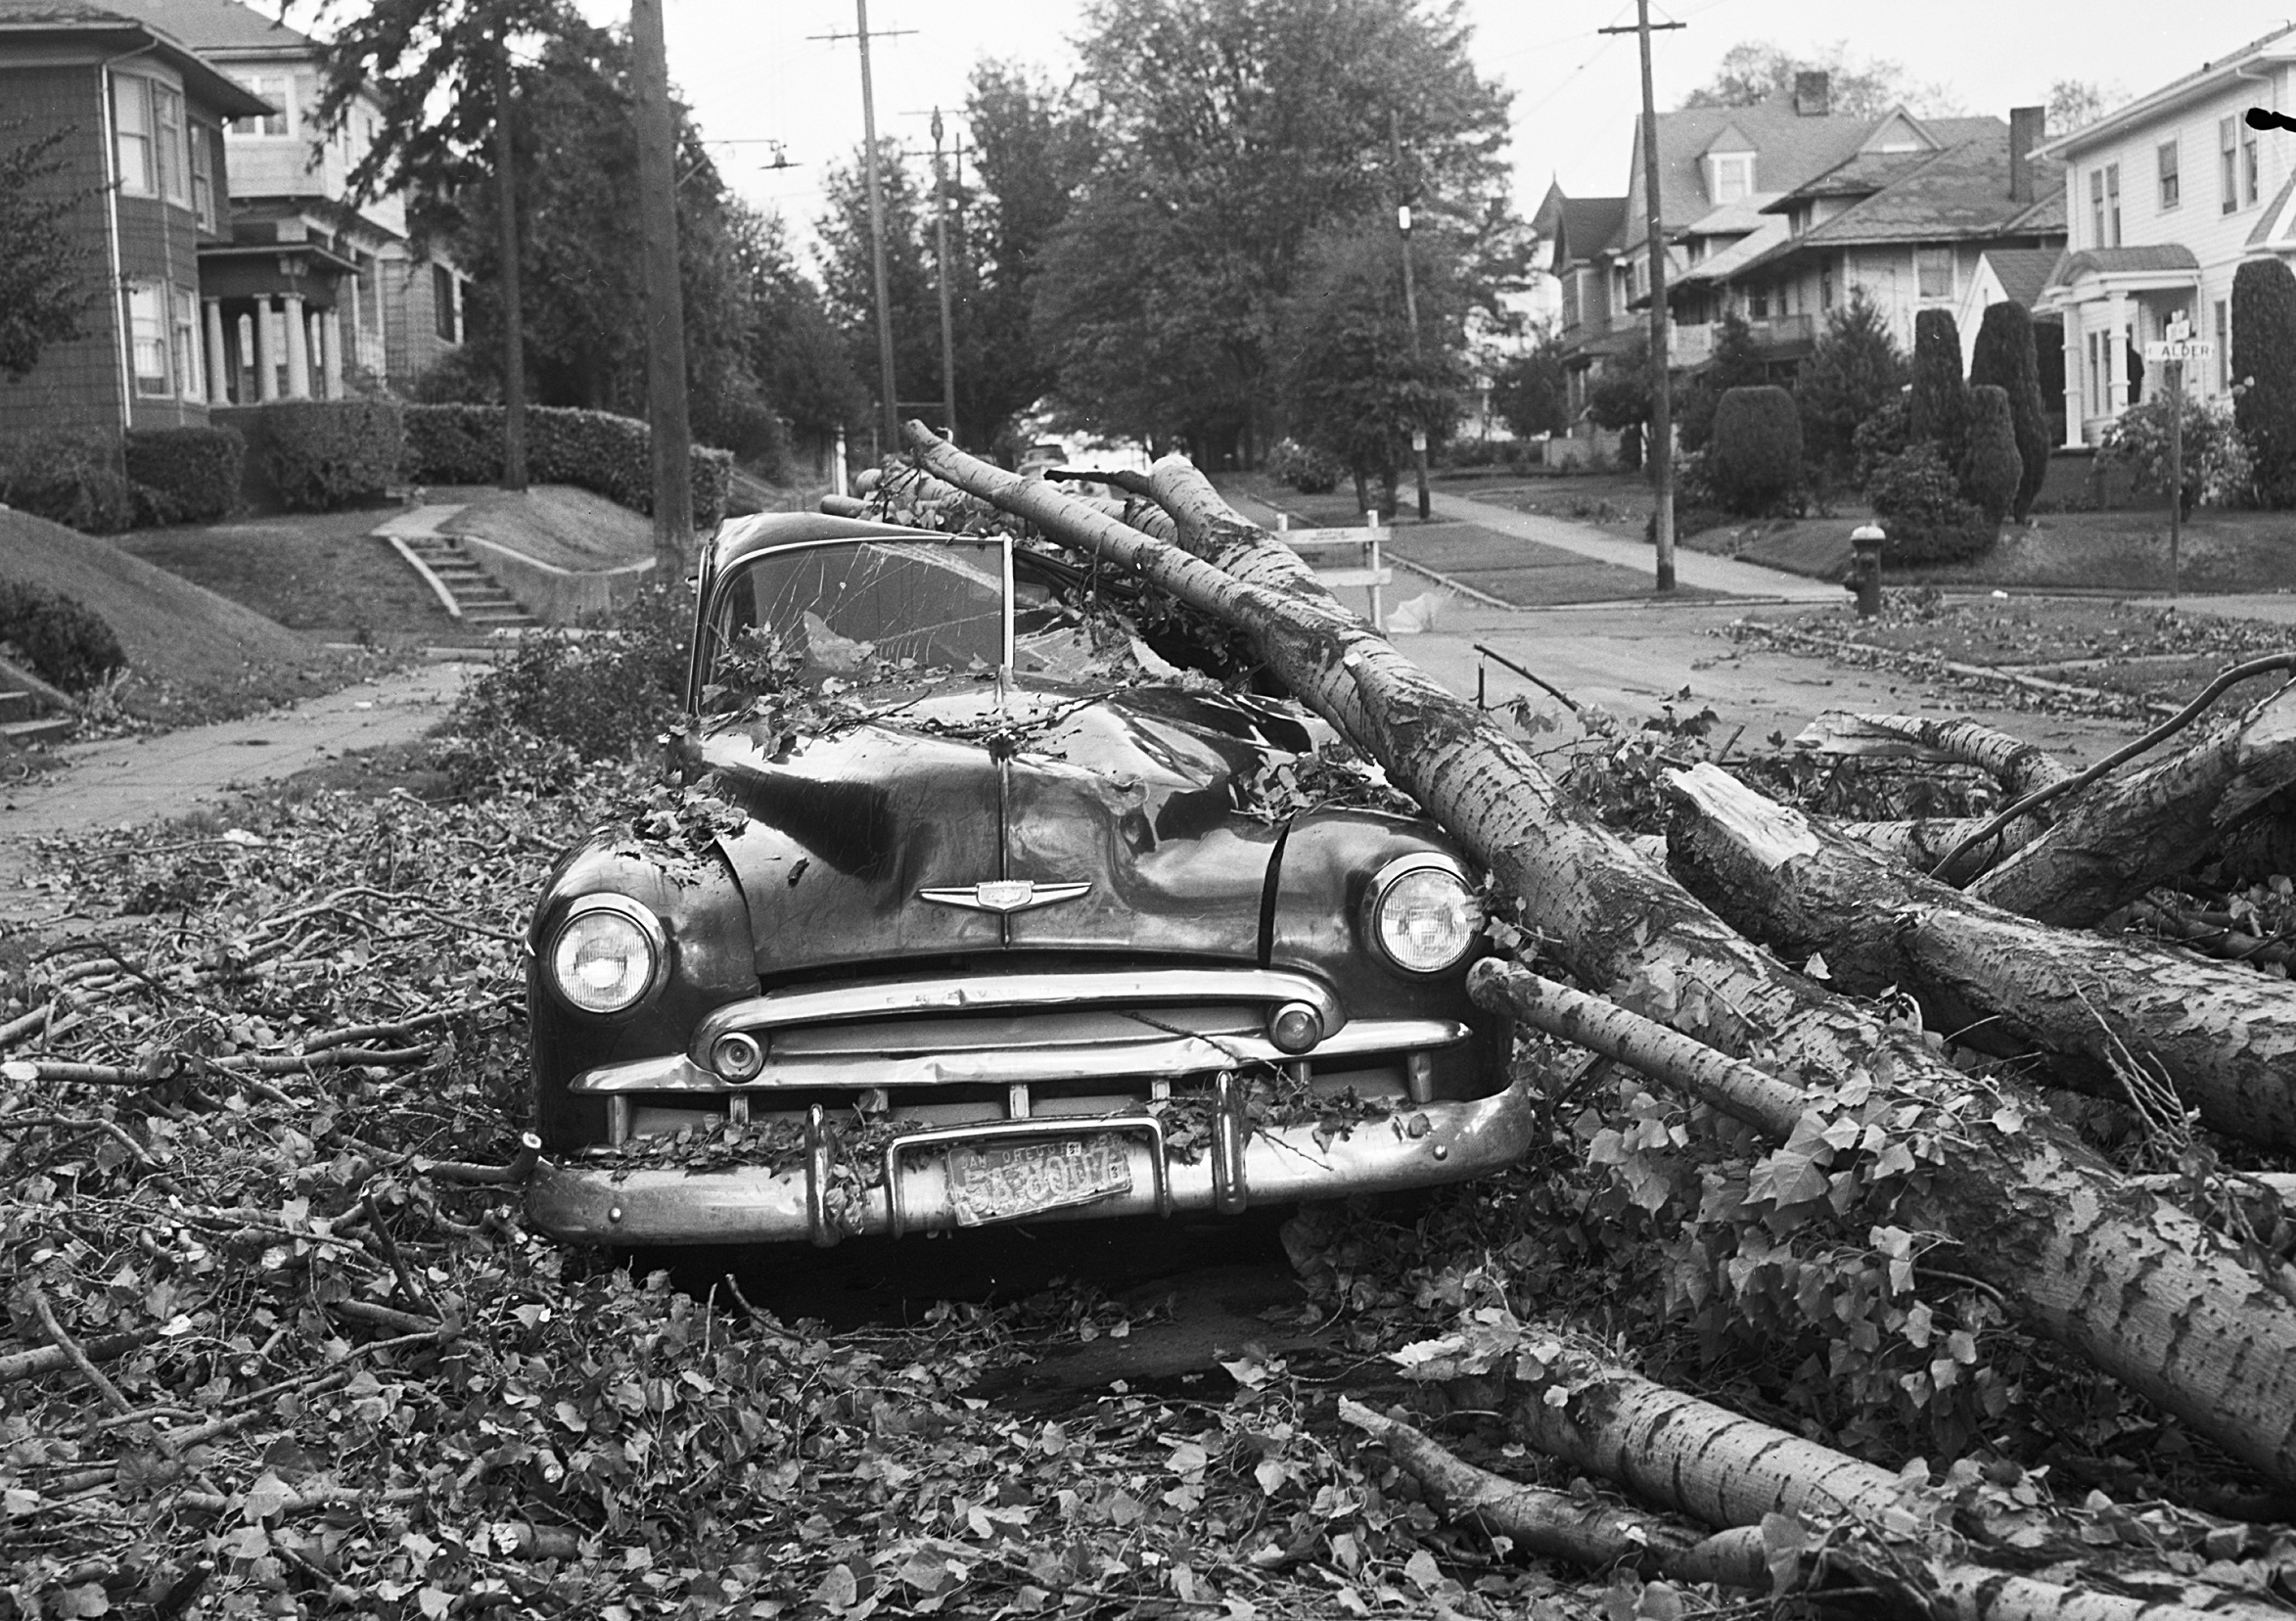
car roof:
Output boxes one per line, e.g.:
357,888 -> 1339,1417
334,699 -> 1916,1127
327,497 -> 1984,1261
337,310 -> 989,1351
708,510 -> 961,577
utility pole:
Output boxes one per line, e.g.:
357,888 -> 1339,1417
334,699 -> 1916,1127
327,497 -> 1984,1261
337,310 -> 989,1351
812,3 -> 912,451
1600,2 -> 1685,592
1390,108 -> 1431,522
492,48 -> 527,490
631,0 -> 693,574
930,108 -> 958,444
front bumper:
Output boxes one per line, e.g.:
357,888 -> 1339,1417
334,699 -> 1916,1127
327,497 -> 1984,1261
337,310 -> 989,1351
528,1075 -> 1537,1246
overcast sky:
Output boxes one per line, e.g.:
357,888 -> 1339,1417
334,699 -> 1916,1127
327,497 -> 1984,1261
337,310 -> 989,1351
626,0 -> 2259,259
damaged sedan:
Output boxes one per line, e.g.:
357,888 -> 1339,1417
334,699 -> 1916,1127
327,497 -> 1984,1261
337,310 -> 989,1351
525,511 -> 1533,1246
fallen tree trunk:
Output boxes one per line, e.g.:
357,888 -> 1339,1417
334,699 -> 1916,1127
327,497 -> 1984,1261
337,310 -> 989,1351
906,421 -> 2296,1486
1428,1336 -> 2288,1621
1664,762 -> 2296,1151
1963,684 -> 2296,926
1800,712 -> 2070,880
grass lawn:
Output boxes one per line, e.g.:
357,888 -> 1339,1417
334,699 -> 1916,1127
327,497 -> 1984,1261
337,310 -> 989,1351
117,505 -> 468,645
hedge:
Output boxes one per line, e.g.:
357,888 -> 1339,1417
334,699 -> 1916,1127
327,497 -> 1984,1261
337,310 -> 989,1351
401,404 -> 735,528
1868,440 -> 1997,565
123,426 -> 244,523
1708,385 -> 1803,516
1909,307 -> 1966,462
0,430 -> 137,534
0,577 -> 126,691
215,400 -> 405,512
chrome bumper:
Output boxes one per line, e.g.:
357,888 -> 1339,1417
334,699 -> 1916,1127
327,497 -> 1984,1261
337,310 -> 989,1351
527,1076 -> 1537,1247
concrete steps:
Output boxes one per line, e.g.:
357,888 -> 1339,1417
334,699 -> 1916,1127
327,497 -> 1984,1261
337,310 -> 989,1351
383,520 -> 540,629
0,682 -> 75,747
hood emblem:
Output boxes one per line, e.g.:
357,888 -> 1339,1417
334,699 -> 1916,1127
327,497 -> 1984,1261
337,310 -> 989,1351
919,880 -> 1092,914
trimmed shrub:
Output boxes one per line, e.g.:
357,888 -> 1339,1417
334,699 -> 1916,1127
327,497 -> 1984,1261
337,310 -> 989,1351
1851,394 -> 1910,488
1708,385 -> 1803,515
2233,256 -> 2296,508
1797,289 -> 1907,483
0,577 -> 126,691
2099,394 -> 2254,512
1676,313 -> 1767,455
123,426 -> 244,524
243,400 -> 405,511
400,403 -> 736,528
1266,436 -> 1343,491
1968,301 -> 2050,520
1959,385 -> 2023,522
1908,307 -> 1966,462
1868,441 -> 1996,565
0,429 -> 136,533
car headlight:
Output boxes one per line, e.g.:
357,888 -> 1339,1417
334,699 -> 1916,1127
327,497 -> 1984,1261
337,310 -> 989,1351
546,898 -> 665,1015
1366,857 -> 1482,975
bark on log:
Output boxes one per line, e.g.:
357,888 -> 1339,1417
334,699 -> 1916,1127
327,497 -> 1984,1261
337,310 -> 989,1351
1449,1345 -> 2287,1621
1833,811 -> 2044,874
902,420 -> 2296,1488
1336,1399 -> 1768,1587
1796,712 -> 2075,800
1965,685 -> 2296,927
1664,763 -> 2296,1151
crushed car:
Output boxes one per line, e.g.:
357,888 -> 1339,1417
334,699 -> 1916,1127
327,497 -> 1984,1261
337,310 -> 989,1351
524,511 -> 1533,1245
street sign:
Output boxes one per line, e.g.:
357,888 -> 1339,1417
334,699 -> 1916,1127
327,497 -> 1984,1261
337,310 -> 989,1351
2143,339 -> 2215,362
2167,314 -> 2193,343
1410,429 -> 1428,451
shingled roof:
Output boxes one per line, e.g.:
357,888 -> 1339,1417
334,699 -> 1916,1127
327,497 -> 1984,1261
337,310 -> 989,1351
1790,133 -> 2066,246
1981,248 -> 2066,309
80,0 -> 314,52
1621,98 -> 1886,252
1553,196 -> 1630,267
0,0 -> 273,113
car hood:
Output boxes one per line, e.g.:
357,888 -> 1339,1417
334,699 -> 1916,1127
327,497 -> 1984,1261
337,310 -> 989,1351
695,674 -> 1319,976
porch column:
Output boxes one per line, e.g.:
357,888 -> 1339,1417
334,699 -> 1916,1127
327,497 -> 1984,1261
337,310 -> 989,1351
2061,304 -> 2086,446
2103,292 -> 2131,415
203,300 -> 229,405
318,307 -> 343,398
254,299 -> 279,401
282,290 -> 310,398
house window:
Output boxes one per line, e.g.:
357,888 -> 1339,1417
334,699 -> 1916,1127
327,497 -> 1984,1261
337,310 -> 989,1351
125,285 -> 170,396
2158,139 -> 2180,209
2106,163 -> 2121,244
190,122 -> 215,231
2245,131 -> 2261,206
1750,285 -> 1769,319
2089,168 -> 2104,245
1820,267 -> 1834,309
171,287 -> 203,400
2225,117 -> 2240,213
112,73 -> 152,193
433,265 -> 459,343
1916,246 -> 1953,300
2217,299 -> 2231,393
1710,152 -> 1752,204
154,82 -> 187,203
231,74 -> 292,137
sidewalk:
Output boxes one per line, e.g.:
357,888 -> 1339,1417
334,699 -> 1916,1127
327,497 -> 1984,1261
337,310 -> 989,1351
0,661 -> 476,924
1425,490 -> 1844,604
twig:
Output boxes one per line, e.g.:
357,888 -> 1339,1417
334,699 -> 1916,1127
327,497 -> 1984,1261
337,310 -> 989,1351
303,997 -> 511,1052
0,1325 -> 161,1386
363,1191 -> 431,1310
0,1111 -> 154,1168
24,1284 -> 137,1417
0,1001 -> 60,1047
329,1298 -> 442,1335
1935,652 -> 2296,883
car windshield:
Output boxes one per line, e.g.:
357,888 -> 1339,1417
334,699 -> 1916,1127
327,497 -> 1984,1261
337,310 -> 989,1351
700,535 -> 1098,713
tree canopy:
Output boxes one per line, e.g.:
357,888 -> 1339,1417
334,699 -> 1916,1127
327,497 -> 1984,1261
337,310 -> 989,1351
1680,40 -> 1964,118
0,122 -> 96,382
1029,0 -> 1520,465
1796,288 -> 1907,482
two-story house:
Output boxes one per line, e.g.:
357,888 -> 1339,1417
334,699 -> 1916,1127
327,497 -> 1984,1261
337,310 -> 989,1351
98,0 -> 467,402
0,0 -> 267,436
2033,23 -> 2296,446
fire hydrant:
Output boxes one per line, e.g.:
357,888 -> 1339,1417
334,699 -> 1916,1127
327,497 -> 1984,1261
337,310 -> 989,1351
1846,524 -> 1886,618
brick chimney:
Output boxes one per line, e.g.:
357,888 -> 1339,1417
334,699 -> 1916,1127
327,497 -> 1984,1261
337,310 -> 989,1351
2010,106 -> 2045,204
1794,70 -> 1830,116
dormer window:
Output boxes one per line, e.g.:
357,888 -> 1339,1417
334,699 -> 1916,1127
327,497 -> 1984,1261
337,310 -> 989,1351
1710,152 -> 1753,203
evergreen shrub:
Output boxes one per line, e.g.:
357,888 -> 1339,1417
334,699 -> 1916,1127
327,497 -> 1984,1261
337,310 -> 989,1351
123,427 -> 245,523
1708,385 -> 1803,515
2232,257 -> 2296,507
1959,385 -> 2023,522
252,400 -> 405,510
0,577 -> 126,691
1266,436 -> 1343,491
1868,441 -> 1996,565
0,430 -> 137,533
400,404 -> 736,528
1908,308 -> 1966,462
1968,301 -> 2050,519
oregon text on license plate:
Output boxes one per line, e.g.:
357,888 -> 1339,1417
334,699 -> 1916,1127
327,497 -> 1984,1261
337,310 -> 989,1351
944,1135 -> 1132,1227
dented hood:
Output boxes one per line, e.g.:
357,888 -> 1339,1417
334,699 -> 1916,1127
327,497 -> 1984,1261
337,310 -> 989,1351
695,674 -> 1318,976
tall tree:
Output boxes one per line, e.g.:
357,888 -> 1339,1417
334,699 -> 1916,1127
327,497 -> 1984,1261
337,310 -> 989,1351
1968,301 -> 2051,521
1489,336 -> 1567,441
2045,78 -> 2123,135
1276,214 -> 1469,516
1680,40 -> 1963,118
2233,255 -> 2296,509
733,206 -> 868,447
1031,0 -> 1519,465
0,122 -> 97,382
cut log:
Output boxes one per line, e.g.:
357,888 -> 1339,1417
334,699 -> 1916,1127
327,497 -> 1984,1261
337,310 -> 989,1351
1438,1335 -> 2289,1621
1664,762 -> 2296,1151
1965,684 -> 2296,926
902,421 -> 2296,1488
1336,1398 -> 1768,1587
1831,810 -> 2043,874
1795,712 -> 2075,799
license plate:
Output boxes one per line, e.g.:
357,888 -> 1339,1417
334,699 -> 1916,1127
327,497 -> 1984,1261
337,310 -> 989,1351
944,1135 -> 1132,1227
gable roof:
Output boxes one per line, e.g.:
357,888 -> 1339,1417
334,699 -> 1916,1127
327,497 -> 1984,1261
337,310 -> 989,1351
0,0 -> 272,114
1980,248 -> 2065,308
1624,98 -> 1881,251
1553,195 -> 1629,267
2035,23 -> 2296,159
2054,244 -> 2201,281
75,0 -> 314,54
1792,133 -> 2066,246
